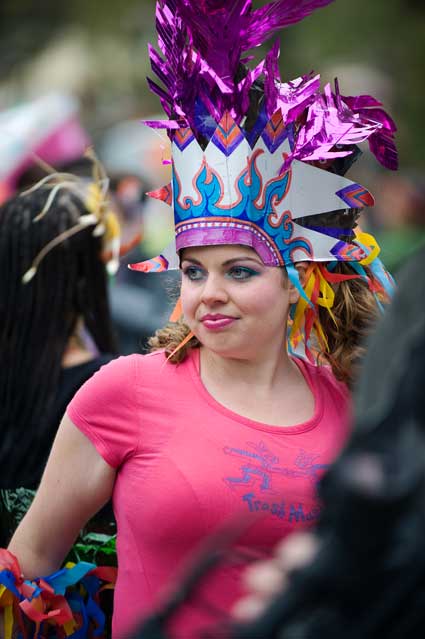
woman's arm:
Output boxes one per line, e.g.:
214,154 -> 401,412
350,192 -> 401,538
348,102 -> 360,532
8,414 -> 116,579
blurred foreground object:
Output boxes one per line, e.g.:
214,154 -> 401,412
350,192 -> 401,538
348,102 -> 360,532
228,244 -> 425,639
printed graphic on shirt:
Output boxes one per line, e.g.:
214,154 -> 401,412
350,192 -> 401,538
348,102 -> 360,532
223,441 -> 328,523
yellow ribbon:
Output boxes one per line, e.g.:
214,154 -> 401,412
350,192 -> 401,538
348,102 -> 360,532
0,585 -> 15,639
104,210 -> 121,241
289,264 -> 337,353
356,231 -> 381,266
64,618 -> 77,635
85,183 -> 120,238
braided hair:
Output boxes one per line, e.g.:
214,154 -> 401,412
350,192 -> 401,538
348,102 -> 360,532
0,187 -> 117,487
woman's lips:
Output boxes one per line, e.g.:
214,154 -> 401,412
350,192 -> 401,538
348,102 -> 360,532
200,314 -> 237,330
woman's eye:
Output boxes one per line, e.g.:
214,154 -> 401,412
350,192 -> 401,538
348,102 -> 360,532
183,266 -> 205,281
228,266 -> 259,280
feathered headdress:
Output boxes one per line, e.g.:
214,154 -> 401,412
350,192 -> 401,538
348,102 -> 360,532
19,149 -> 122,283
131,0 -> 397,355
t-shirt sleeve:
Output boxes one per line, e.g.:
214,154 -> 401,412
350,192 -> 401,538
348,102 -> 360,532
66,355 -> 141,468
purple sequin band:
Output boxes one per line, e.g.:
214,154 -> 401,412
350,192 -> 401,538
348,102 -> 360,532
175,218 -> 283,266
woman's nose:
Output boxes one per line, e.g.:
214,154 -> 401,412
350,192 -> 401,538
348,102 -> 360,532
200,274 -> 229,305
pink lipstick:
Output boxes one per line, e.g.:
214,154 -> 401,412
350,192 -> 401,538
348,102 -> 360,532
201,314 -> 237,330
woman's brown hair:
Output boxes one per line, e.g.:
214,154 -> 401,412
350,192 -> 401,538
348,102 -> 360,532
317,262 -> 381,386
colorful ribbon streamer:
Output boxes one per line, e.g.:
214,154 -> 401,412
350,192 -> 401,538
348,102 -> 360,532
0,550 -> 116,639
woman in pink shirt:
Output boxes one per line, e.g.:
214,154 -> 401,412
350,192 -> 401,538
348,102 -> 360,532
5,1 -> 398,638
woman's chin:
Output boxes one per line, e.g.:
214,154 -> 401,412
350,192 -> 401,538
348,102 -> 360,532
200,337 -> 252,361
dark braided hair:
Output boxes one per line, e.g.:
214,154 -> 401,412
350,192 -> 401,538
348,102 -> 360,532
0,186 -> 117,488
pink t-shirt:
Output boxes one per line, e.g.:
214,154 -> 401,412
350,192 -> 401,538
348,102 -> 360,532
67,349 -> 350,639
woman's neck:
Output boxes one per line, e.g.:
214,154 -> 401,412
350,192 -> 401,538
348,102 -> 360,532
200,345 -> 295,393
198,346 -> 314,426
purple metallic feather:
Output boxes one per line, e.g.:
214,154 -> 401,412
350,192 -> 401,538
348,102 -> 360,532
148,45 -> 173,91
234,60 -> 265,121
279,74 -> 320,123
147,0 -> 335,131
245,0 -> 334,49
172,0 -> 249,90
143,118 -> 183,129
263,40 -> 281,117
145,1 -> 397,171
343,95 -> 398,170
282,81 -> 397,170
146,78 -> 172,105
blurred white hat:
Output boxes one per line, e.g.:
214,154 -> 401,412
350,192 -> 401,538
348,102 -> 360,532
99,118 -> 171,187
0,93 -> 90,203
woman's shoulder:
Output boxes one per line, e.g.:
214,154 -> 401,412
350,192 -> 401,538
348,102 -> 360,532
67,349 -> 193,435
296,357 -> 350,403
67,352 -> 159,405
92,350 -> 166,377
66,352 -> 164,425
83,349 -> 192,389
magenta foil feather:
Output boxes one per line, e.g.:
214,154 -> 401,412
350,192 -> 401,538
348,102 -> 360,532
147,0 -> 335,131
245,0 -> 335,48
276,73 -> 320,122
280,81 -> 398,171
342,94 -> 398,170
263,40 -> 281,117
146,0 -> 397,170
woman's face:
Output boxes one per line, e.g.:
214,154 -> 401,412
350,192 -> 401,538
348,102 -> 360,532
180,245 -> 299,360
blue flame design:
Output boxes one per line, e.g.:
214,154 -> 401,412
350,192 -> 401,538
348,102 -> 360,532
173,164 -> 251,221
173,157 -> 312,262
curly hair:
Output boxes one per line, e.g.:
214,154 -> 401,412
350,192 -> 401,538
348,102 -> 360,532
317,262 -> 381,386
148,318 -> 200,364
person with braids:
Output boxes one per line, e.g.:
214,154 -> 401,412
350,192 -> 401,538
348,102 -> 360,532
0,179 -> 119,548
3,2 -> 398,638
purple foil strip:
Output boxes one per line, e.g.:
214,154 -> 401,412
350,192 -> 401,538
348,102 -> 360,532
146,1 -> 397,170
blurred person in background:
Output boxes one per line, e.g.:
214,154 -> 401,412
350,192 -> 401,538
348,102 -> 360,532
99,118 -> 179,354
0,93 -> 120,548
0,92 -> 174,358
0,172 -> 119,548
0,93 -> 90,206
367,171 -> 425,273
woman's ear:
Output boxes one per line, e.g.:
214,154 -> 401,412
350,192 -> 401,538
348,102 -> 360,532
295,262 -> 309,286
287,262 -> 309,305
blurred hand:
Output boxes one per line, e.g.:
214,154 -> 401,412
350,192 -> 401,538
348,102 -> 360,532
232,532 -> 320,622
